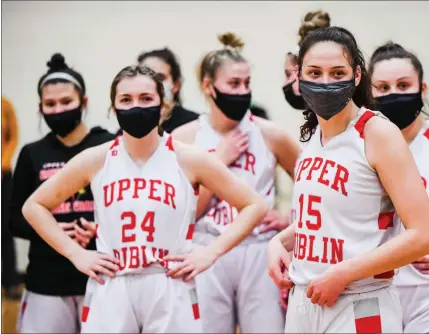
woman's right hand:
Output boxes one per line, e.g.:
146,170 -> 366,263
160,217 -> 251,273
69,248 -> 120,285
268,236 -> 293,289
215,129 -> 248,166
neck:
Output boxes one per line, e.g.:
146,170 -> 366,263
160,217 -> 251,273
122,128 -> 160,164
318,102 -> 359,144
57,123 -> 89,147
401,114 -> 425,143
209,104 -> 240,134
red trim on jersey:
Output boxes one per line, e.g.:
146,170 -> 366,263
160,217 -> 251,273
109,136 -> 120,150
355,315 -> 382,334
192,303 -> 200,320
378,212 -> 394,230
374,270 -> 394,279
81,306 -> 90,323
165,136 -> 174,151
249,113 -> 255,122
423,128 -> 429,140
95,224 -> 99,239
186,224 -> 195,240
354,110 -> 375,139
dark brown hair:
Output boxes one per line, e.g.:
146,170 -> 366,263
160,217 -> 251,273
110,65 -> 168,135
198,32 -> 246,88
298,26 -> 373,142
137,47 -> 183,105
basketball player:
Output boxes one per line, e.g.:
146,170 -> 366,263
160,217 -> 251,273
21,65 -> 269,333
369,42 -> 429,333
172,32 -> 300,333
137,47 -> 200,133
267,27 -> 429,333
282,10 -> 330,111
9,53 -> 114,333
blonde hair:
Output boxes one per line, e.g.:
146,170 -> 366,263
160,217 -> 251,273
298,10 -> 331,47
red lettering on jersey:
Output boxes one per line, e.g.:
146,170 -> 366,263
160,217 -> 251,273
294,233 -> 344,265
296,158 -> 312,181
318,159 -> 336,186
103,178 -> 177,209
133,178 -> 146,198
331,164 -> 349,196
206,199 -> 237,226
230,151 -> 256,175
104,182 -> 115,207
113,246 -> 170,271
306,157 -> 323,181
164,182 -> 176,209
296,157 -> 349,196
149,180 -> 162,202
244,151 -> 256,175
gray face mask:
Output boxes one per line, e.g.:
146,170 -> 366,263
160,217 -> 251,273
299,78 -> 356,120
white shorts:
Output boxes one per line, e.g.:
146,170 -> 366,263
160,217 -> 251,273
285,285 -> 402,333
81,273 -> 202,333
17,289 -> 84,333
195,241 -> 285,333
398,285 -> 429,333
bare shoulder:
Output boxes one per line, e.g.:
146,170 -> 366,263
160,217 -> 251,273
73,141 -> 112,181
253,116 -> 292,142
364,115 -> 406,167
171,119 -> 200,144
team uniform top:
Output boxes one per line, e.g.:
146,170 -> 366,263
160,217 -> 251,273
193,111 -> 277,245
289,108 -> 400,294
394,120 -> 429,287
91,135 -> 198,275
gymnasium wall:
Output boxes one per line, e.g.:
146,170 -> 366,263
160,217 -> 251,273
2,1 -> 429,271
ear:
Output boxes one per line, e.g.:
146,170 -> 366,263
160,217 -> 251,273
354,66 -> 362,87
172,79 -> 181,95
82,95 -> 89,109
421,82 -> 427,99
202,77 -> 215,98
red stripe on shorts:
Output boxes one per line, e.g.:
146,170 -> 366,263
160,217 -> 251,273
355,315 -> 382,334
186,224 -> 195,240
377,212 -> 394,230
192,303 -> 200,320
374,270 -> 394,279
81,306 -> 90,323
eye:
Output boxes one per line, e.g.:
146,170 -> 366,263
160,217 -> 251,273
140,96 -> 153,102
120,97 -> 131,103
308,70 -> 321,78
398,82 -> 410,91
245,79 -> 251,89
44,101 -> 55,107
61,99 -> 73,105
229,80 -> 240,88
332,70 -> 346,78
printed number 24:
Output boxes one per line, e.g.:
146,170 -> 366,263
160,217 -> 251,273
121,211 -> 155,243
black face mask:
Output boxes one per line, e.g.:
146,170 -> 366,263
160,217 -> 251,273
299,78 -> 356,120
43,106 -> 82,138
375,93 -> 423,130
282,82 -> 306,110
116,106 -> 161,139
212,86 -> 251,121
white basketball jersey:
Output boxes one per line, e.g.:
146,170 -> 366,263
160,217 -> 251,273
91,135 -> 198,275
193,112 -> 277,245
394,119 -> 429,287
289,108 -> 400,294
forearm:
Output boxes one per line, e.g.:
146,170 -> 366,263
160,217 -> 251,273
205,202 -> 268,258
274,223 -> 295,252
22,200 -> 81,259
339,229 -> 429,283
196,186 -> 215,219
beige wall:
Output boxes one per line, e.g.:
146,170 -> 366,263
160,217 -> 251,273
2,1 -> 428,270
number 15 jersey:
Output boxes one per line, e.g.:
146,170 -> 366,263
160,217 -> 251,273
288,108 -> 400,294
91,135 -> 198,276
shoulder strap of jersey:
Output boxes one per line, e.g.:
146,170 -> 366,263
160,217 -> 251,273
354,109 -> 376,139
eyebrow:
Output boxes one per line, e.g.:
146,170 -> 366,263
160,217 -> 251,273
396,76 -> 412,81
228,77 -> 250,81
305,65 -> 347,69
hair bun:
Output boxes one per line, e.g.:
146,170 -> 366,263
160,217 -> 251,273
47,53 -> 68,71
298,10 -> 331,46
218,32 -> 245,51
370,41 -> 406,61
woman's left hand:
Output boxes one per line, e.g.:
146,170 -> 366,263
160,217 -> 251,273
307,265 -> 350,307
164,247 -> 218,282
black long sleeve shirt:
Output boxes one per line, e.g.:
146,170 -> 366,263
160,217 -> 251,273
10,127 -> 115,296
